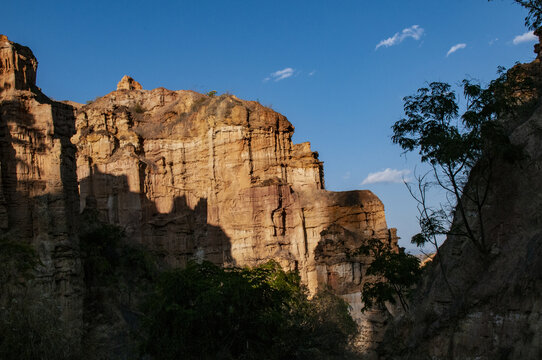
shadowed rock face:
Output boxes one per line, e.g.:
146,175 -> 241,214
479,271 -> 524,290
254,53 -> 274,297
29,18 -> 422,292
378,51 -> 542,359
74,81 -> 398,350
0,35 -> 37,93
0,35 -> 82,326
0,35 -> 399,354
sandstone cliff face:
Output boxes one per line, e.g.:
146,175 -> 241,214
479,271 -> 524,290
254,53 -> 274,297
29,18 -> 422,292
0,36 -> 81,324
73,79 -> 398,350
379,48 -> 542,360
0,35 -> 400,354
0,35 -> 37,93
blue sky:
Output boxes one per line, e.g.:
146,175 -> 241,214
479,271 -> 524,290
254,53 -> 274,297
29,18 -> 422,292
3,0 -> 537,252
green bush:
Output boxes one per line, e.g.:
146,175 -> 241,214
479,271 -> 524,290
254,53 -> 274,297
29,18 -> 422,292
131,103 -> 146,113
357,239 -> 422,312
0,235 -> 38,295
79,221 -> 157,288
80,223 -> 125,287
139,261 -> 358,360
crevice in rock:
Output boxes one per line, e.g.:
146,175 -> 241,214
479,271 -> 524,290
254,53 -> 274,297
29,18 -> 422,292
271,185 -> 283,237
246,109 -> 255,182
301,207 -> 308,257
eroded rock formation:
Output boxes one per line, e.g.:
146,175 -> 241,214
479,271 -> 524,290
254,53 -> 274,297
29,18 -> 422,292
116,75 -> 142,91
73,79 -> 398,350
0,35 -> 81,324
1,35 -> 399,354
0,35 -> 37,92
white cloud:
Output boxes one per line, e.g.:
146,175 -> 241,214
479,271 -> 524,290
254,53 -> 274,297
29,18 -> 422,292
361,168 -> 410,185
376,25 -> 424,50
264,67 -> 294,82
489,38 -> 498,46
308,70 -> 316,76
513,31 -> 537,45
446,43 -> 466,57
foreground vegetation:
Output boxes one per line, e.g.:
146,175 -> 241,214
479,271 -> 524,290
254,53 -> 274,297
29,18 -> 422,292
140,261 -> 358,360
357,0 -> 542,315
0,220 -> 358,360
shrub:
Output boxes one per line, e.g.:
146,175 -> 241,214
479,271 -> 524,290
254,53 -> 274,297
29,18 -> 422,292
130,102 -> 146,114
79,217 -> 157,289
357,239 -> 422,312
0,235 -> 38,295
139,261 -> 358,360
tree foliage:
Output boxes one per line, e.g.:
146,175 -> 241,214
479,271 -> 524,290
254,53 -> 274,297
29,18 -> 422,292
139,260 -> 358,360
490,0 -> 542,30
392,69 -> 526,258
0,235 -> 39,295
79,217 -> 158,290
357,239 -> 421,312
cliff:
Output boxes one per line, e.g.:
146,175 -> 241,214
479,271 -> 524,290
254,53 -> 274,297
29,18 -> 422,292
0,35 -> 400,355
0,35 -> 81,326
378,40 -> 542,360
73,76 -> 398,350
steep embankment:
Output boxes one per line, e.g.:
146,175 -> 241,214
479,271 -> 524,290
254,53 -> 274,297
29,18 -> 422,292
379,38 -> 542,360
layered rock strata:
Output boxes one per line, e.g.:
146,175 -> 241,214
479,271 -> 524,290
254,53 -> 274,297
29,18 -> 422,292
0,35 -> 81,323
74,79 -> 398,349
0,34 -> 400,353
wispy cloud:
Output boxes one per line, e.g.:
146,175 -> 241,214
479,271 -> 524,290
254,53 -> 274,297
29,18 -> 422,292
376,25 -> 424,50
446,43 -> 466,57
361,168 -> 410,185
342,171 -> 351,180
264,67 -> 294,82
513,31 -> 537,45
308,70 -> 316,76
489,38 -> 498,46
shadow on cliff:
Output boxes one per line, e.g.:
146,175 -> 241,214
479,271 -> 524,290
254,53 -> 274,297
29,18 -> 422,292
0,93 -> 81,304
315,223 -> 392,354
0,98 -> 45,237
78,167 -> 234,267
0,92 -> 83,357
0,93 -> 79,243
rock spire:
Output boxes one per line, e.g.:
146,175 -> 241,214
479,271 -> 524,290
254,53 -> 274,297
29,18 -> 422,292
116,75 -> 142,90
0,34 -> 38,93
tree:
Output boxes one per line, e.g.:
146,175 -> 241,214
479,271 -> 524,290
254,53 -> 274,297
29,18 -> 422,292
357,239 -> 421,312
489,0 -> 542,30
391,68 -> 531,295
139,261 -> 358,360
0,235 -> 39,299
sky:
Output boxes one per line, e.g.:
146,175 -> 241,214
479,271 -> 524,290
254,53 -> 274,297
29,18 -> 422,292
3,0 -> 538,252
